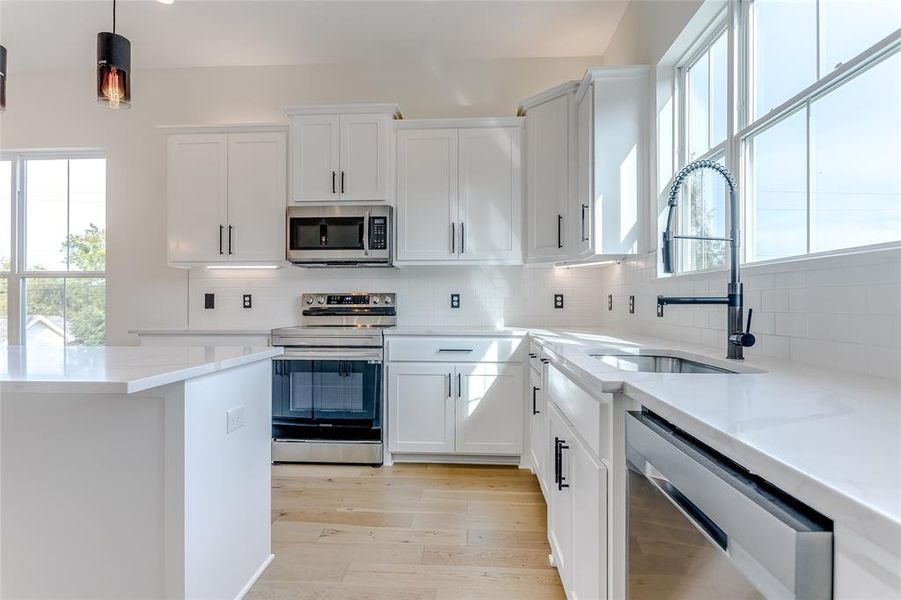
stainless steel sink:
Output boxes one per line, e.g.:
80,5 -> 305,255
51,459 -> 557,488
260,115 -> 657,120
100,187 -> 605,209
591,354 -> 738,374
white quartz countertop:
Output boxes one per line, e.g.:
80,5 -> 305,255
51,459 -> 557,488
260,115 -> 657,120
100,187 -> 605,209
0,346 -> 283,394
384,326 -> 530,337
130,328 -> 272,336
527,328 -> 901,554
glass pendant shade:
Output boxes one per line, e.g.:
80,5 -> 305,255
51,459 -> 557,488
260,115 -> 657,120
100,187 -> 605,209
97,32 -> 130,109
0,45 -> 6,111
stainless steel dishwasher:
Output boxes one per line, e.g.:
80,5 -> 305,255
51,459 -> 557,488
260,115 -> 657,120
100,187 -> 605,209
626,410 -> 833,599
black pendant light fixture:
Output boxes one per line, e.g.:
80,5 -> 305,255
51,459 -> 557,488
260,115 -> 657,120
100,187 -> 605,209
0,44 -> 7,111
97,0 -> 131,109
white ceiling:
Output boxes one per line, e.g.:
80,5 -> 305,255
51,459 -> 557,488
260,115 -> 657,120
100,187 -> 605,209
0,0 -> 629,72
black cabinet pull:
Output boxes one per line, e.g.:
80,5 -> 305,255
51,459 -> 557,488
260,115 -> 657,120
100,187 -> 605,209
451,222 -> 455,254
447,373 -> 452,397
557,214 -> 563,249
219,225 -> 224,255
457,372 -> 461,398
558,440 -> 570,491
554,437 -> 561,484
532,386 -> 540,415
529,353 -> 537,358
332,171 -> 336,194
227,225 -> 233,255
340,171 -> 345,194
460,222 -> 465,254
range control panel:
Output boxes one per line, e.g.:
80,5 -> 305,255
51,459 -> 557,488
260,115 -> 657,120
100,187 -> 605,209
369,216 -> 388,250
302,292 -> 396,307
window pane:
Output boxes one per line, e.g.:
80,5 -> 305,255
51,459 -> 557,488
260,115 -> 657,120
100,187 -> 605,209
25,278 -> 65,347
687,53 -> 710,160
0,161 -> 11,270
680,154 -> 728,272
820,0 -> 901,74
811,53 -> 901,252
710,31 -> 728,147
25,159 -> 68,271
66,278 -> 106,346
747,109 -> 808,262
0,278 -> 7,346
68,159 -> 106,271
753,0 -> 817,119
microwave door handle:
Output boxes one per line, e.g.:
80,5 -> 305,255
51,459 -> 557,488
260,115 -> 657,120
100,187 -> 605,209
363,210 -> 371,256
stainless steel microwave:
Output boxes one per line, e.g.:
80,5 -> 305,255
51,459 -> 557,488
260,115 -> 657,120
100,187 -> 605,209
286,205 -> 392,267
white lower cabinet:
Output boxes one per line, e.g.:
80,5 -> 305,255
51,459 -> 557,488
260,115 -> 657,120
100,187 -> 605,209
387,363 -> 455,453
386,336 -> 524,457
546,375 -> 608,600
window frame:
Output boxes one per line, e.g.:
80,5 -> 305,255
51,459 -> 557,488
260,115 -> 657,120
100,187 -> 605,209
664,0 -> 901,277
0,149 -> 107,346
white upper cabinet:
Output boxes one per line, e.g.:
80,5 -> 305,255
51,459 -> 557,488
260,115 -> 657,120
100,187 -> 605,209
290,115 -> 339,202
286,104 -> 398,203
227,132 -> 287,262
458,128 -> 522,262
575,67 -> 649,260
167,134 -> 229,263
521,86 -> 575,263
166,126 -> 287,266
396,128 -> 459,262
395,118 -> 523,265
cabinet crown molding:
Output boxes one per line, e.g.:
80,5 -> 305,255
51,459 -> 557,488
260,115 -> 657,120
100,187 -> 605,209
284,103 -> 402,118
158,123 -> 287,135
517,80 -> 580,115
394,117 -> 523,130
576,65 -> 651,102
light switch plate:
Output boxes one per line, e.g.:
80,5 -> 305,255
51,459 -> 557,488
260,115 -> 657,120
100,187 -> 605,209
554,294 -> 564,309
450,293 -> 461,309
242,294 -> 252,309
204,293 -> 215,310
226,405 -> 245,433
629,295 -> 635,314
607,294 -> 613,311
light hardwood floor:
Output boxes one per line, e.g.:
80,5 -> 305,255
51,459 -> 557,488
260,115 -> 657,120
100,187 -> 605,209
247,463 -> 565,600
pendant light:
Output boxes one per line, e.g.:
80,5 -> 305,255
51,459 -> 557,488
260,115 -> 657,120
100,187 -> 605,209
0,45 -> 6,111
97,0 -> 130,109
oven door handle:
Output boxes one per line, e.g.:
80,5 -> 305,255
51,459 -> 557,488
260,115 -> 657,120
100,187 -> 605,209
363,210 -> 371,256
275,350 -> 383,361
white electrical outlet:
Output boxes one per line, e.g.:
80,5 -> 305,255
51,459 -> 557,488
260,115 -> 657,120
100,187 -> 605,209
226,405 -> 245,433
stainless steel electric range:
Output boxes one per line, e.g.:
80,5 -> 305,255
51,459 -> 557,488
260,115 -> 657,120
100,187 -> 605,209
269,292 -> 395,465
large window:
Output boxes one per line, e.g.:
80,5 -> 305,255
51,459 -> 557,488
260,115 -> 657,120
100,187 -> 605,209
0,152 -> 106,347
668,0 -> 901,273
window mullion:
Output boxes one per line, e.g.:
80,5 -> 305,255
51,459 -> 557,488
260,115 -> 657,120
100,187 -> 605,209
805,99 -> 813,254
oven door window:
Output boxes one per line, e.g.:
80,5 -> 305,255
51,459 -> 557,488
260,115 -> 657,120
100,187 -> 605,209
289,217 -> 364,250
315,360 -> 380,421
274,360 -> 314,419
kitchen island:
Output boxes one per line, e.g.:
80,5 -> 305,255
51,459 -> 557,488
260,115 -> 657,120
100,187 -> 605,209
0,345 -> 282,599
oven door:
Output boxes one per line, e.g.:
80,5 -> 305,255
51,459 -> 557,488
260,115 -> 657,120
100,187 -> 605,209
272,348 -> 383,423
286,206 -> 391,264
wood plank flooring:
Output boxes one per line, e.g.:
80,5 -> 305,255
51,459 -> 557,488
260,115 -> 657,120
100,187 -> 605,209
247,463 -> 565,600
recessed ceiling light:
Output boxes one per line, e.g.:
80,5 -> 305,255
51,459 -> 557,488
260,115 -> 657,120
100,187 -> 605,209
156,0 -> 174,4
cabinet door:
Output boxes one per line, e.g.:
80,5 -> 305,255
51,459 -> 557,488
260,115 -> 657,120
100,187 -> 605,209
226,132 -> 287,262
455,363 -> 523,455
547,404 -> 573,590
396,129 -> 458,262
528,373 -> 546,491
339,114 -> 387,201
525,95 -> 569,262
167,133 -> 229,263
387,363 -> 455,453
570,433 -> 607,600
574,86 -> 593,257
290,115 -> 339,202
457,127 -> 522,262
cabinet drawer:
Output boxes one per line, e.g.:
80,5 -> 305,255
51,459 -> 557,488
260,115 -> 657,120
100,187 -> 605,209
387,337 -> 524,363
546,364 -> 611,462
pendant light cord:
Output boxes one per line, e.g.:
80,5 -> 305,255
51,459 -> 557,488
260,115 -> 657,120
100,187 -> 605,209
112,0 -> 117,34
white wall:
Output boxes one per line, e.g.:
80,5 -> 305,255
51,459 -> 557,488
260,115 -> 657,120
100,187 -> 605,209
0,57 -> 604,343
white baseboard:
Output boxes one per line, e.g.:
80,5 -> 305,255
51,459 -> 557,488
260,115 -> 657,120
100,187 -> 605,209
391,453 -> 521,465
235,553 -> 274,600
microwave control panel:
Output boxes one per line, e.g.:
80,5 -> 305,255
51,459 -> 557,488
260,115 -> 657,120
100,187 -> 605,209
370,217 -> 388,250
